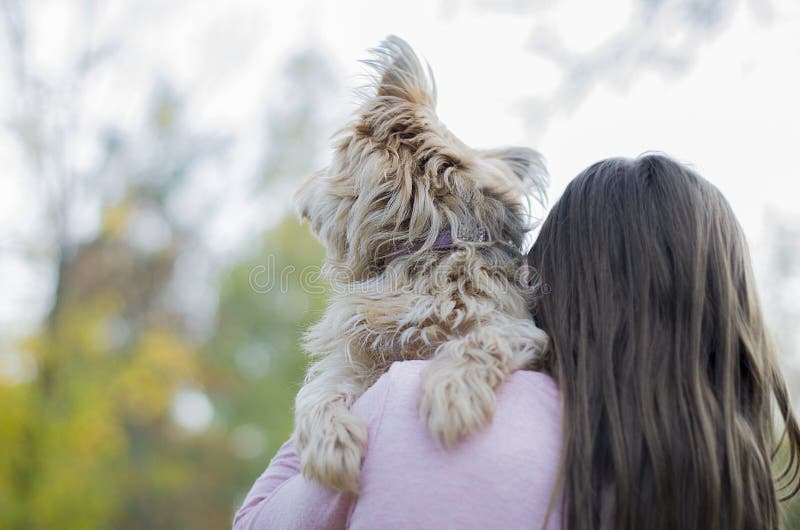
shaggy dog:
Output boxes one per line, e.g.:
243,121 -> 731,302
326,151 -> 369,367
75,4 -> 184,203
293,35 -> 549,493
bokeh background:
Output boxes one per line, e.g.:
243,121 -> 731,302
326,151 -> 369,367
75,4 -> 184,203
1,0 -> 799,528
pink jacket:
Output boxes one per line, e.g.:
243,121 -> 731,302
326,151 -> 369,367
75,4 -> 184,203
233,360 -> 563,529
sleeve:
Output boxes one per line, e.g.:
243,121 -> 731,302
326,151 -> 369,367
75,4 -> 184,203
232,368 -> 394,530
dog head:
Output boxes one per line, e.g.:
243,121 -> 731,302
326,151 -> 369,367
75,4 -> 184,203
295,35 -> 547,282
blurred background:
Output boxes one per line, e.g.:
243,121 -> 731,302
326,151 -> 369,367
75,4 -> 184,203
1,0 -> 799,528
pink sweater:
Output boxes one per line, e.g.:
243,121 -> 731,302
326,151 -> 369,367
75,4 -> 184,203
233,360 -> 563,529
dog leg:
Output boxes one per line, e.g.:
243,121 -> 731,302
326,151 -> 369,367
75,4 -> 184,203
419,317 -> 547,448
294,354 -> 372,493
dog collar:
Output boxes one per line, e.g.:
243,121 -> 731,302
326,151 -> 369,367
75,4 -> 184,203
382,227 -> 491,265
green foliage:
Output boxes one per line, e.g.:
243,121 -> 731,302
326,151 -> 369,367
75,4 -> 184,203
0,214 -> 326,530
204,216 -> 328,505
0,3 -> 336,520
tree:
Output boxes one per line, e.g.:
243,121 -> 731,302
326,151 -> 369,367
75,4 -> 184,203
0,2 -> 338,527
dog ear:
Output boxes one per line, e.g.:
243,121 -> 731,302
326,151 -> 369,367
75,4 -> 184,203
482,146 -> 549,206
361,35 -> 437,110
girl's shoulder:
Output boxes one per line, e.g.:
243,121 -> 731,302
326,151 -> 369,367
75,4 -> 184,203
367,359 -> 560,406
348,360 -> 563,529
352,358 -> 562,449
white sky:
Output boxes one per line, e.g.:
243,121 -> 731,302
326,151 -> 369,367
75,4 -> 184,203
1,0 -> 799,343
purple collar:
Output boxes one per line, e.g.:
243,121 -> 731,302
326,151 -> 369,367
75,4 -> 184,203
382,227 -> 491,265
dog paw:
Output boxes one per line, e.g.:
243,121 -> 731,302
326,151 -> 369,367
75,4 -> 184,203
419,362 -> 497,448
297,411 -> 367,493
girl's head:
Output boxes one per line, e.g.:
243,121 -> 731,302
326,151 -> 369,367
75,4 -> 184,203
528,154 -> 800,530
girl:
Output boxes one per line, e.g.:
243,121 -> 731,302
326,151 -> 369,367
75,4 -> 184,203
528,153 -> 800,529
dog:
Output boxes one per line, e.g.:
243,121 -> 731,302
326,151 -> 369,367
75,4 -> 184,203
293,35 -> 549,493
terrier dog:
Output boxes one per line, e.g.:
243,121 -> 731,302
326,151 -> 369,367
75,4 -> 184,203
293,35 -> 549,493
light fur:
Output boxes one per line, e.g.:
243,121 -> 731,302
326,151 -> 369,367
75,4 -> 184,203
293,35 -> 549,493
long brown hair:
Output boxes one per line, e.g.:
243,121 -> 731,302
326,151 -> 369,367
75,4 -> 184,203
528,154 -> 800,529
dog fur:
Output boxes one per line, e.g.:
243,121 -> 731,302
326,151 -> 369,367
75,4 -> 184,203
293,35 -> 549,493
